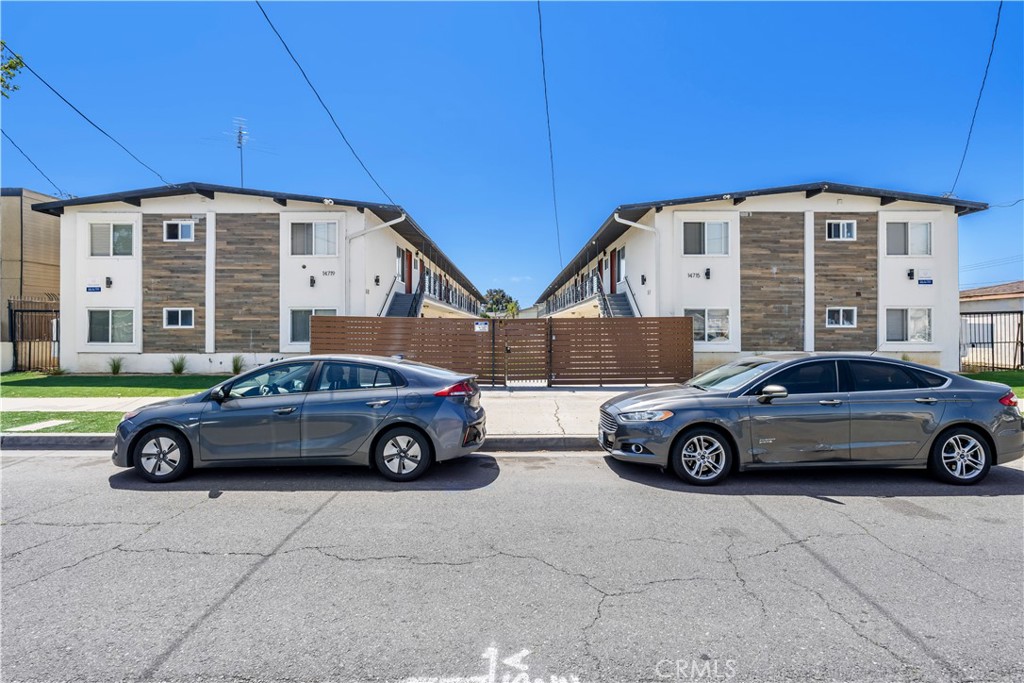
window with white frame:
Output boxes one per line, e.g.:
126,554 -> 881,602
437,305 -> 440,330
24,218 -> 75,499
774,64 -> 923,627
615,247 -> 626,281
886,307 -> 932,342
163,220 -> 194,242
684,308 -> 730,342
88,309 -> 134,344
396,247 -> 408,282
683,221 -> 729,255
825,220 -> 856,241
825,307 -> 857,328
163,308 -> 195,328
886,221 -> 931,256
90,223 -> 133,257
290,221 -> 337,256
290,308 -> 337,344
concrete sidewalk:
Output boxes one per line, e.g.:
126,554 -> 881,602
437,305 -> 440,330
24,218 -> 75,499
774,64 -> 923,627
1,386 -> 648,451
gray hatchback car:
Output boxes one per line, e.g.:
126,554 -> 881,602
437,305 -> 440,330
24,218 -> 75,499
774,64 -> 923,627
114,355 -> 486,483
600,354 -> 1023,486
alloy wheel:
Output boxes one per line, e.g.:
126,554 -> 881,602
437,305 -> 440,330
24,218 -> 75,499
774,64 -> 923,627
680,435 -> 725,480
138,435 -> 181,477
940,434 -> 986,480
382,435 -> 423,475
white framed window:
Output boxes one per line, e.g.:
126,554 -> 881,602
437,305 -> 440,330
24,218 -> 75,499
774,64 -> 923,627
825,307 -> 857,328
163,308 -> 195,329
616,247 -> 626,282
90,223 -> 133,257
683,221 -> 729,255
163,220 -> 194,242
396,247 -> 408,282
684,308 -> 730,343
886,221 -> 931,256
290,221 -> 337,256
826,220 -> 856,241
886,307 -> 932,342
290,308 -> 337,344
87,309 -> 134,344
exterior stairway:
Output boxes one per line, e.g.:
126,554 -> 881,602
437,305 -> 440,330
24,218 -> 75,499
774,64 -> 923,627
384,292 -> 420,317
604,292 -> 636,317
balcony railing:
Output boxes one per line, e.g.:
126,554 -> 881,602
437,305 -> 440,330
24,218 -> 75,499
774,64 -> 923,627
420,271 -> 482,316
544,275 -> 604,316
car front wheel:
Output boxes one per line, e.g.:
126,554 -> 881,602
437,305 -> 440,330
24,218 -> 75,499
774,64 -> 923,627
133,428 -> 192,483
930,427 -> 992,485
374,427 -> 433,482
670,428 -> 733,486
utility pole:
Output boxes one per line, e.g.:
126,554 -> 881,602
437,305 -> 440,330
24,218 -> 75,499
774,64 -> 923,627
233,117 -> 248,187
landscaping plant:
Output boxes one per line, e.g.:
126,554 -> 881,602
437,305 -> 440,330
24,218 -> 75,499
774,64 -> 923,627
170,355 -> 187,375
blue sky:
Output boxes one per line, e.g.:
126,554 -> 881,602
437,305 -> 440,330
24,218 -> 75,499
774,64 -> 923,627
2,1 -> 1021,304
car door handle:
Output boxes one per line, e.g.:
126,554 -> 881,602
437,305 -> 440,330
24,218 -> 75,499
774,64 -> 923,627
366,400 -> 391,408
915,397 -> 939,404
273,407 -> 296,415
819,399 -> 843,406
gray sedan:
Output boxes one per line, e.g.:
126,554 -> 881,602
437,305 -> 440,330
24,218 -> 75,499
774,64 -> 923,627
600,354 -> 1023,485
114,355 -> 486,483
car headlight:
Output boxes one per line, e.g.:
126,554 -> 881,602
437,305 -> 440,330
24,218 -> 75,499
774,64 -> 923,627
618,410 -> 674,422
122,410 -> 141,423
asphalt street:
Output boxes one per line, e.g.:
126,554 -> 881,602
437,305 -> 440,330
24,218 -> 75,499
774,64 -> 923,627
2,450 -> 1022,683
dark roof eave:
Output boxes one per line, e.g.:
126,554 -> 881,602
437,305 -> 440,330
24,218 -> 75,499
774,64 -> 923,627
536,181 -> 988,304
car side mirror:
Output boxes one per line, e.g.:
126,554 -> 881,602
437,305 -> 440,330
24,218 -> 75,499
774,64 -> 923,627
758,384 -> 788,404
210,386 -> 228,402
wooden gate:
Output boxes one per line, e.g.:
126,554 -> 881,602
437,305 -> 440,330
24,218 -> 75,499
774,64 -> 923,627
311,316 -> 693,386
7,298 -> 60,371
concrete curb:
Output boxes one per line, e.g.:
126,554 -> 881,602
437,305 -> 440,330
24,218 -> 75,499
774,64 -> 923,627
0,433 -> 602,453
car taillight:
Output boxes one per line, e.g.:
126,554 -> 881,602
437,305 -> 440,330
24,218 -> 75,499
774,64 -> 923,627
999,392 -> 1019,408
435,381 -> 474,397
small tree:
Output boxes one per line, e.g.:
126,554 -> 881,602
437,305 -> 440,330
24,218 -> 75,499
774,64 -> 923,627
1,42 -> 25,99
505,301 -> 520,319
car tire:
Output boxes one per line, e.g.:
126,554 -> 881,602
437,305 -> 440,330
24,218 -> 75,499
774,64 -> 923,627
133,428 -> 192,483
929,427 -> 992,485
374,427 -> 433,482
670,427 -> 733,486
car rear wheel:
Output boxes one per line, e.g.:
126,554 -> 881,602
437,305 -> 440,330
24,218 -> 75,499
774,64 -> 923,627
930,427 -> 992,485
670,428 -> 733,486
374,427 -> 433,482
133,428 -> 191,483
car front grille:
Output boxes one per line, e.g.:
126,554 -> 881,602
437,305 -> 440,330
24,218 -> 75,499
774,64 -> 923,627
600,409 -> 618,434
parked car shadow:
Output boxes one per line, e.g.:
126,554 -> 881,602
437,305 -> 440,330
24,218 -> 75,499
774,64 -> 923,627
108,454 -> 500,493
604,456 -> 1024,499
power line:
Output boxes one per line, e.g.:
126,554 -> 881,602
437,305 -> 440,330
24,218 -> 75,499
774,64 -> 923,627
948,1 -> 1003,197
536,0 -> 564,268
254,1 -> 395,205
1,129 -> 70,198
959,255 -> 1022,272
1,43 -> 172,186
990,198 -> 1023,208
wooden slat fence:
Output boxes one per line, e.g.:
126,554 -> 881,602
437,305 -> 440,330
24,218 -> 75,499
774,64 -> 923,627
311,316 -> 693,386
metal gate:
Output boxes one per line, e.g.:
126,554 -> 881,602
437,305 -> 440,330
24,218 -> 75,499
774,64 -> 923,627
498,319 -> 549,385
960,311 -> 1023,371
7,298 -> 60,371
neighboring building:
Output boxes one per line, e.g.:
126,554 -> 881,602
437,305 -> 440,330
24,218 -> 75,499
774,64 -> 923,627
1,188 -> 60,371
34,182 -> 483,373
959,280 -> 1024,314
536,181 -> 987,371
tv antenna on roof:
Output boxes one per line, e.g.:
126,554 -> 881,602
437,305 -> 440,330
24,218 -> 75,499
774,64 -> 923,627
233,117 -> 249,187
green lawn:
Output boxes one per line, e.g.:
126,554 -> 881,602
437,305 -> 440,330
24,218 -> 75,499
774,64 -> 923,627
0,372 -> 229,398
962,370 -> 1024,396
0,411 -> 123,433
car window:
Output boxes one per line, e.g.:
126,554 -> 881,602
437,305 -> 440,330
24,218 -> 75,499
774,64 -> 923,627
849,361 -> 920,392
228,362 -> 314,398
315,362 -> 396,392
688,359 -> 779,391
912,369 -> 948,388
757,361 -> 838,395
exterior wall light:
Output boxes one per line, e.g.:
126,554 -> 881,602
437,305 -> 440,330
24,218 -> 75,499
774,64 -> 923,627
704,268 -> 711,280
374,275 -> 381,286
907,269 -> 915,280
105,277 -> 113,288
641,274 -> 647,285
309,275 -> 316,288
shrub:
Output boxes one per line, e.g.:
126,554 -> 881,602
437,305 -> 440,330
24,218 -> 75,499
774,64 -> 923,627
108,357 -> 124,375
231,354 -> 245,375
45,366 -> 67,376
170,355 -> 187,375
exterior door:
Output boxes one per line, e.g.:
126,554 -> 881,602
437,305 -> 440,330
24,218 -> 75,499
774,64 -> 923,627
200,361 -> 314,461
301,362 -> 398,457
609,255 -> 617,294
844,360 -> 949,461
405,251 -> 413,293
745,360 -> 850,463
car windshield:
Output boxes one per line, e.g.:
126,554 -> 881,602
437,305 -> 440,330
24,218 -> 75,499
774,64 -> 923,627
687,359 -> 779,392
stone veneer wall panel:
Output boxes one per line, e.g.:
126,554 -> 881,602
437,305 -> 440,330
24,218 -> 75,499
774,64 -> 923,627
215,213 -> 280,352
142,214 -> 205,353
740,212 -> 805,351
814,212 -> 878,351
